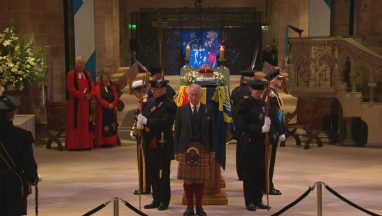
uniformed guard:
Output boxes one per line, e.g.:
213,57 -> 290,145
231,70 -> 255,180
0,95 -> 40,215
130,80 -> 151,196
263,69 -> 286,195
136,79 -> 177,211
236,79 -> 271,211
146,68 -> 176,100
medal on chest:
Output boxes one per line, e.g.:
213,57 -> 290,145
150,101 -> 163,113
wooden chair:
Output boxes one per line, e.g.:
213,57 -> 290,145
280,97 -> 323,149
45,101 -> 67,151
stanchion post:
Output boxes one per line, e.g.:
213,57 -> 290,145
316,182 -> 323,216
113,197 -> 119,216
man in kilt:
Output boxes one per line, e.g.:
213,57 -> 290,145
236,79 -> 271,211
174,83 -> 216,216
136,79 -> 177,211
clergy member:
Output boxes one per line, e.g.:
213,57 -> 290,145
65,56 -> 94,150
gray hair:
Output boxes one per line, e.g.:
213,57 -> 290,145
189,83 -> 202,94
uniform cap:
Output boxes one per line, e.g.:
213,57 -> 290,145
0,95 -> 21,112
149,80 -> 169,88
266,68 -> 283,81
248,79 -> 267,90
149,68 -> 162,76
240,70 -> 255,77
131,80 -> 145,89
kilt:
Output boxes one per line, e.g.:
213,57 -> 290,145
177,142 -> 211,183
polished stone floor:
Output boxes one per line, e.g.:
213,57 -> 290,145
28,76 -> 382,216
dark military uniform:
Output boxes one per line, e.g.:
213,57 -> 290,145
236,96 -> 266,208
142,93 -> 177,209
264,69 -> 285,194
232,70 -> 254,181
264,87 -> 284,193
231,84 -> 250,180
0,95 -> 39,216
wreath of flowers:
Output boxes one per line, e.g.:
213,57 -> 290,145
181,70 -> 226,86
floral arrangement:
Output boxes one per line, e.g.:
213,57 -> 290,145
213,71 -> 226,86
181,70 -> 226,86
181,70 -> 198,86
0,25 -> 45,91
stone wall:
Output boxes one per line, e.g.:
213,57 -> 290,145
268,0 -> 309,69
95,0 -> 120,75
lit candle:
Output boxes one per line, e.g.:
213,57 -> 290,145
186,44 -> 190,60
219,45 -> 225,61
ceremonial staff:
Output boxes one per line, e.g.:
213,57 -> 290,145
133,56 -> 149,210
264,84 -> 272,211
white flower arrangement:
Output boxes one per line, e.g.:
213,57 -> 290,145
181,70 -> 226,86
0,26 -> 45,91
181,70 -> 198,86
213,71 -> 226,86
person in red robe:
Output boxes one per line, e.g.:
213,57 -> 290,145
65,56 -> 94,150
93,73 -> 119,147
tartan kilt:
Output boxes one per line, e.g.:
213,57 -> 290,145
177,142 -> 210,182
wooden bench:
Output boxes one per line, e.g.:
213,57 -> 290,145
280,97 -> 323,149
45,101 -> 67,151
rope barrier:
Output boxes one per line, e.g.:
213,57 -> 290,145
271,186 -> 313,216
82,197 -> 148,216
82,198 -> 113,216
325,185 -> 381,216
119,198 -> 149,216
272,182 -> 381,216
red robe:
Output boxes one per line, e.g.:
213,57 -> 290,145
65,70 -> 94,150
93,82 -> 118,147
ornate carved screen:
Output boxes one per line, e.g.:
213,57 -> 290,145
131,8 -> 262,75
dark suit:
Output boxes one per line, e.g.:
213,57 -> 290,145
236,97 -> 266,207
174,103 -> 215,155
142,94 -> 177,206
231,84 -> 250,180
0,120 -> 38,216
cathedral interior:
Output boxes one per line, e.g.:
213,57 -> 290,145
0,0 -> 382,215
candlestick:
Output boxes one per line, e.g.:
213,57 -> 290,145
219,45 -> 225,61
185,44 -> 190,60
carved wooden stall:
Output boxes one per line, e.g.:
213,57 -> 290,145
287,37 -> 382,146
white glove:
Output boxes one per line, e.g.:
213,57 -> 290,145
262,116 -> 271,133
130,131 -> 137,140
279,134 -> 286,142
137,114 -> 147,125
136,122 -> 144,130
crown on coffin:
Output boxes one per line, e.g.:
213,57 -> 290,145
198,68 -> 214,78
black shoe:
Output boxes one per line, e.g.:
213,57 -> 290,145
196,208 -> 207,216
255,202 -> 271,210
158,203 -> 169,211
269,188 -> 282,195
143,202 -> 160,209
183,208 -> 194,216
246,204 -> 256,211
